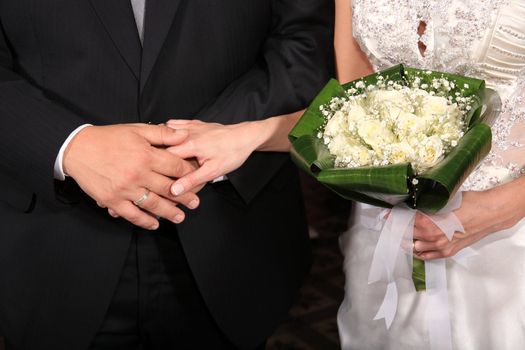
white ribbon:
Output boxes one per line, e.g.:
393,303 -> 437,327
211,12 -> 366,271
368,204 -> 417,327
365,193 -> 478,349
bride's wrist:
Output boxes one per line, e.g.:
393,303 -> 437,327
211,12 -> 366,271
235,119 -> 270,153
490,176 -> 525,223
255,111 -> 303,152
247,118 -> 277,151
507,176 -> 525,219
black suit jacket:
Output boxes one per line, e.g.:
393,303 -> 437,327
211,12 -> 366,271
0,1 -> 334,349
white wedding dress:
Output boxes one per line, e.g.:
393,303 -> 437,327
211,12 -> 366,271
337,0 -> 525,349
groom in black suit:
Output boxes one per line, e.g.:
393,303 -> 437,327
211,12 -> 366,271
0,0 -> 334,349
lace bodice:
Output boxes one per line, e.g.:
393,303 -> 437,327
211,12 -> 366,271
352,0 -> 525,191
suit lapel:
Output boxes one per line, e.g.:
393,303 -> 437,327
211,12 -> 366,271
89,0 -> 142,80
140,0 -> 182,92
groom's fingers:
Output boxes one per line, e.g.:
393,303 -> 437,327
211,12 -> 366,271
171,162 -> 219,196
135,124 -> 188,147
134,191 -> 187,224
149,147 -> 196,178
111,201 -> 160,230
166,119 -> 203,126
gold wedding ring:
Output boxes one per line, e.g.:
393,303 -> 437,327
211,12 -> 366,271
133,189 -> 150,207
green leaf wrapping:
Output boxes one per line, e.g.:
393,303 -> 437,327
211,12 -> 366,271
415,123 -> 492,213
289,65 -> 497,291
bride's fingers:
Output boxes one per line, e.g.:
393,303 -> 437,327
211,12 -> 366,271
413,216 -> 444,241
417,241 -> 462,260
413,228 -> 441,242
417,250 -> 445,260
171,162 -> 221,196
166,143 -> 199,160
413,237 -> 449,252
413,252 -> 425,261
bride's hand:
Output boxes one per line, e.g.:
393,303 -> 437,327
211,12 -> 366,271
165,119 -> 263,195
413,177 -> 525,260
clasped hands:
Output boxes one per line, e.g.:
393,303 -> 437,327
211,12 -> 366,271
63,123 -> 207,230
63,119 -> 261,230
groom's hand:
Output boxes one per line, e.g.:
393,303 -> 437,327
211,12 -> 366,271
63,124 -> 200,230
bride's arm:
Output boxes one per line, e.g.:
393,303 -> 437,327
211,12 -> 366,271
166,0 -> 374,195
334,0 -> 374,83
165,110 -> 303,194
164,112 -> 302,194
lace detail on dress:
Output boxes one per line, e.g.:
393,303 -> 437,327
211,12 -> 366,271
428,0 -> 508,77
462,0 -> 525,190
352,1 -> 426,69
352,0 -> 509,75
471,0 -> 525,99
462,75 -> 525,190
352,0 -> 525,191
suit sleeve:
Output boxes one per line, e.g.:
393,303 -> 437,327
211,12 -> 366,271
0,21 -> 88,204
197,0 -> 335,204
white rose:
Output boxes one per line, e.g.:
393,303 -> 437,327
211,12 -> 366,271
369,90 -> 411,122
412,88 -> 429,97
440,120 -> 463,137
368,89 -> 409,106
357,119 -> 395,152
388,142 -> 415,164
415,135 -> 444,171
345,104 -> 368,127
328,133 -> 372,167
327,133 -> 347,156
443,104 -> 462,124
379,105 -> 404,123
395,111 -> 430,136
348,145 -> 373,166
419,95 -> 449,117
323,110 -> 347,137
324,103 -> 368,138
327,133 -> 360,157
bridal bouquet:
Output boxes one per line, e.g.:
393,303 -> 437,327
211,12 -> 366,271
289,65 -> 498,290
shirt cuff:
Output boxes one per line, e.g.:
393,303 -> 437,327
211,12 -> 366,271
211,175 -> 228,183
54,124 -> 92,180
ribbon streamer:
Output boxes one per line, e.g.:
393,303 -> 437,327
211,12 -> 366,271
365,193 -> 478,350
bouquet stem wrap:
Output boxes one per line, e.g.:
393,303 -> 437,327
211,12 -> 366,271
365,193 -> 478,350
